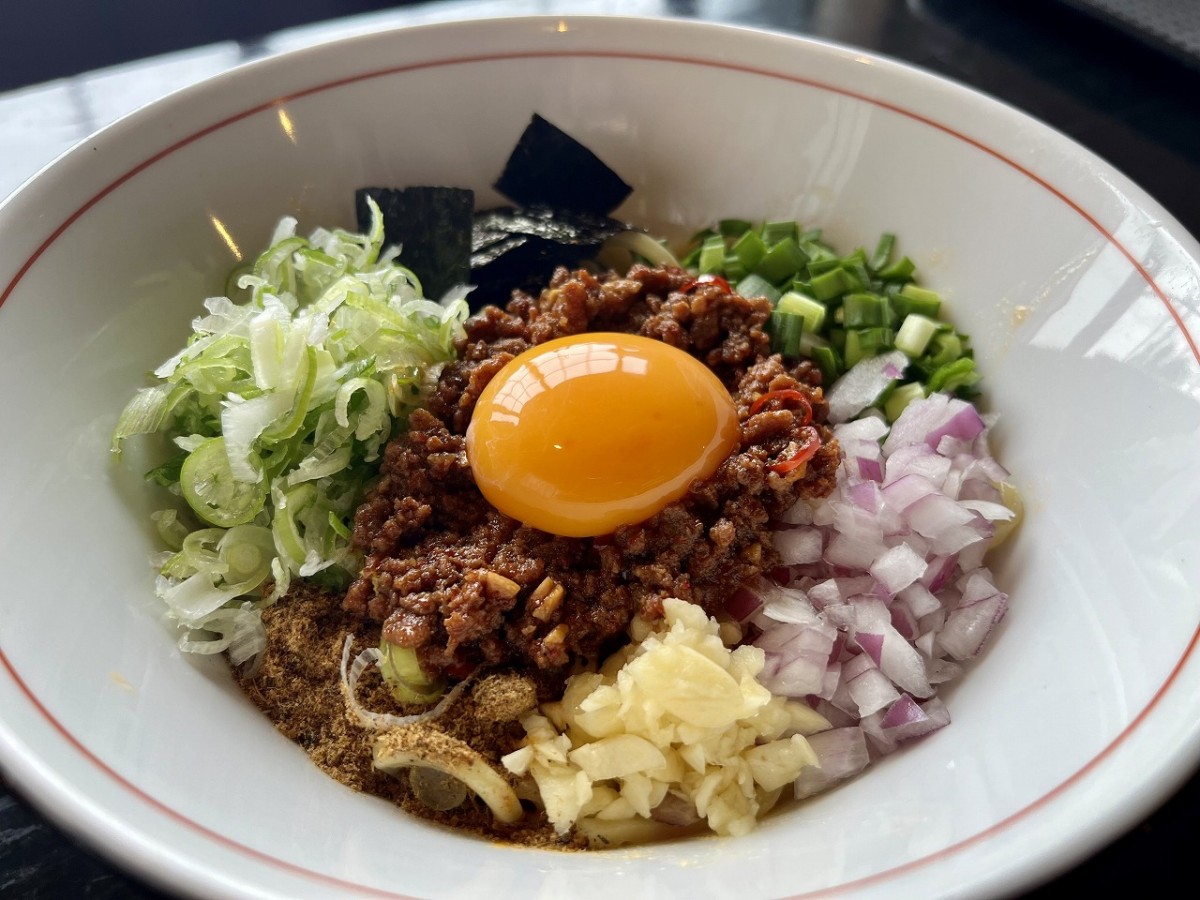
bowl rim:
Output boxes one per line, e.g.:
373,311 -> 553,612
1,13 -> 1199,900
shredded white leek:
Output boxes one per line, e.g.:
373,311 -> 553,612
113,199 -> 469,663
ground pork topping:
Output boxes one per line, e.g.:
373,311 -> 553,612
343,264 -> 839,678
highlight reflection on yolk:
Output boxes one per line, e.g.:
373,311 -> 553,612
465,333 -> 740,537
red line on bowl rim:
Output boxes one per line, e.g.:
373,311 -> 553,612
1,44 -> 1198,899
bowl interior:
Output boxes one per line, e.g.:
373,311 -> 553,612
2,16 -> 1199,900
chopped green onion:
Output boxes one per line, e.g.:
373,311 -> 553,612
876,255 -> 916,282
811,344 -> 842,385
760,220 -> 799,245
924,331 -> 965,370
869,233 -> 896,271
735,273 -> 782,304
719,218 -> 753,238
884,381 -> 927,422
895,313 -> 939,358
770,311 -> 805,358
777,291 -> 826,334
379,640 -> 446,704
731,230 -> 767,271
809,266 -> 857,301
842,293 -> 891,328
682,219 -> 978,411
753,237 -> 807,284
928,357 -> 981,394
895,283 -> 942,318
697,236 -> 726,273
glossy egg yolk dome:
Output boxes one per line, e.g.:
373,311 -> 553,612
465,333 -> 740,537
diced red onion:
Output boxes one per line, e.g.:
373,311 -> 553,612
890,604 -> 918,640
826,350 -> 909,424
937,590 -> 1007,660
847,480 -> 882,513
881,472 -> 939,511
772,527 -> 824,565
869,543 -> 927,595
794,727 -> 871,800
898,582 -> 941,618
847,666 -> 900,717
864,695 -> 952,752
856,456 -> 884,482
878,692 -> 925,729
854,632 -> 884,666
923,554 -> 959,592
752,393 -> 1014,802
724,585 -> 763,623
835,415 -> 889,443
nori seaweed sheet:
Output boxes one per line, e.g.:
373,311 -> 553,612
493,114 -> 632,217
469,206 -> 627,307
355,186 -> 474,302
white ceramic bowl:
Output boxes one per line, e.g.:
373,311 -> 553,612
2,15 -> 1199,900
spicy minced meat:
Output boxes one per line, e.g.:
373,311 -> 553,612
343,264 -> 840,677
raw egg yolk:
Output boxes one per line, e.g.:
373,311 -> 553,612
465,333 -> 740,538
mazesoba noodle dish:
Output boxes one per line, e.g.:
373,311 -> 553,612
112,115 -> 1020,848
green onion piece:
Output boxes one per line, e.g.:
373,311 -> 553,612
770,311 -> 805,358
895,313 -> 940,358
869,233 -> 896,271
896,283 -> 942,318
697,236 -> 726,273
180,437 -> 268,528
378,640 -> 445,704
777,291 -> 826,334
806,256 -> 842,277
809,266 -> 855,301
800,240 -> 837,265
719,218 -> 754,238
735,273 -> 782,304
925,331 -> 964,369
845,261 -> 872,296
928,357 -> 981,394
844,327 -> 895,367
272,482 -> 317,569
884,381 -> 926,422
328,510 -> 352,541
855,326 -> 894,352
877,255 -> 916,282
844,329 -> 868,368
811,344 -> 842,385
151,509 -> 191,552
731,230 -> 767,271
722,252 -> 747,282
145,453 -> 186,488
760,220 -> 799,245
753,237 -> 807,284
842,293 -> 891,328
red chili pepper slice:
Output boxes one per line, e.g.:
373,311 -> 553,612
770,426 -> 821,475
749,388 -> 813,425
679,273 -> 732,294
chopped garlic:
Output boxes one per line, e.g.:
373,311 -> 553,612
503,598 -> 829,840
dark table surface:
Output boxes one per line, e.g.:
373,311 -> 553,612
2,0 -> 1198,896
